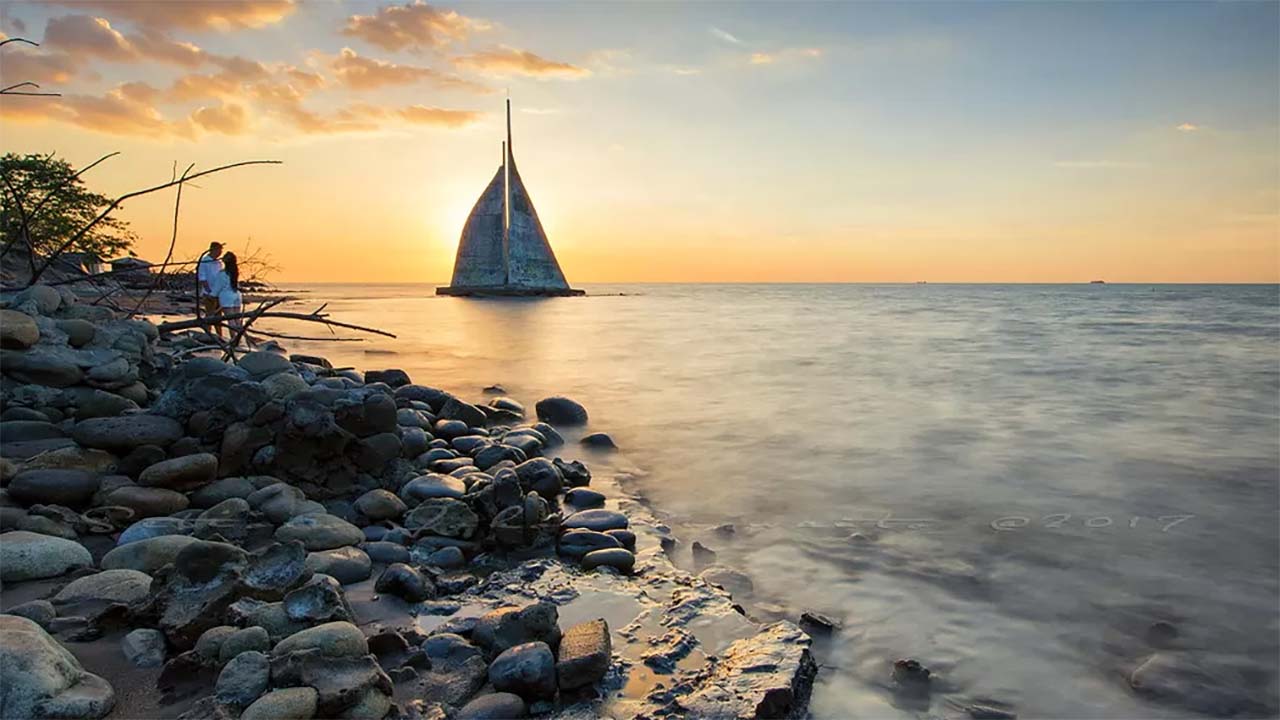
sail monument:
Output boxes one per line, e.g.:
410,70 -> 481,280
437,100 -> 583,297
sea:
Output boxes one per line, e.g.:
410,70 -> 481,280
264,283 -> 1280,719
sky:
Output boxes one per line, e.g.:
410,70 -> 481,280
1,0 -> 1277,283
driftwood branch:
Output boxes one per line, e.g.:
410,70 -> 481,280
29,159 -> 282,285
159,310 -> 396,339
127,163 -> 194,318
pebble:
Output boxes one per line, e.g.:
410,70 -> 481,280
71,415 -> 183,451
215,650 -> 270,707
375,563 -> 435,602
582,548 -> 636,573
305,547 -> 372,584
138,453 -> 218,490
272,621 -> 367,658
489,641 -> 557,700
562,509 -> 628,532
274,513 -> 364,551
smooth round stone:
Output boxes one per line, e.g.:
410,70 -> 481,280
7,469 -> 100,507
103,486 -> 190,518
215,650 -> 269,707
274,514 -> 364,551
237,351 -> 293,380
0,615 -> 114,720
457,692 -> 528,720
305,547 -> 372,584
354,489 -> 406,521
564,488 -> 605,509
240,687 -> 318,720
374,563 -> 434,602
71,415 -> 183,451
272,621 -> 367,658
101,534 -> 200,573
488,641 -> 557,700
425,546 -> 465,569
450,435 -> 489,455
361,541 -> 410,565
581,548 -> 636,572
558,530 -> 622,559
122,628 -> 166,667
6,600 -> 55,628
117,516 -> 192,546
605,529 -> 637,551
0,309 -> 39,348
400,474 -> 466,503
580,432 -> 618,450
138,453 -> 218,491
53,569 -> 152,605
403,498 -> 478,539
433,419 -> 470,440
0,420 -> 65,442
0,407 -> 49,422
562,509 -> 628,532
55,318 -> 95,347
0,531 -> 92,582
218,627 -> 270,663
534,397 -> 588,426
189,477 -> 259,509
195,626 -> 237,663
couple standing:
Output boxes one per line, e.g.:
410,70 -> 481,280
196,241 -> 243,333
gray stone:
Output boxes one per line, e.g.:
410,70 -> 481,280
72,415 -> 183,451
426,546 -> 466,569
272,621 -> 367,658
194,498 -> 252,541
195,626 -> 237,664
102,534 -> 200,573
56,318 -> 95,347
117,516 -> 193,546
7,468 -> 100,507
400,473 -> 467,503
14,285 -> 61,315
5,600 -> 55,628
562,509 -> 628,532
0,420 -> 65,442
0,615 -> 114,719
215,650 -> 270,707
244,541 -> 311,598
240,687 -> 318,720
605,529 -> 637,551
354,488 -> 407,521
122,628 -> 167,667
361,541 -> 410,564
1,349 -> 84,387
0,530 -> 92,581
374,563 -> 435,602
679,621 -> 816,720
103,485 -> 190,518
283,574 -> 353,624
218,626 -> 270,663
558,530 -> 622,559
556,619 -> 611,690
534,397 -> 588,426
564,488 -> 605,509
438,397 -> 486,428
189,476 -> 260,509
305,547 -> 372,584
472,603 -> 561,658
488,641 -> 556,701
139,453 -> 218,491
53,569 -> 152,605
248,483 -> 312,524
275,513 -> 364,551
261,372 -> 308,400
237,351 -> 293,380
457,693 -> 527,720
514,458 -> 562,500
582,548 -> 635,572
404,498 -> 478,539
0,309 -> 39,348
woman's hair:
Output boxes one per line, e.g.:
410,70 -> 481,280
223,251 -> 239,290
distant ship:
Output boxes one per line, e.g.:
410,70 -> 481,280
437,100 -> 583,297
1090,280 -> 1106,284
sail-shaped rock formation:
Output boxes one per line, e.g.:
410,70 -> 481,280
438,101 -> 582,297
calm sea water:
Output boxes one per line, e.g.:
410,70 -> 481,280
267,283 -> 1279,719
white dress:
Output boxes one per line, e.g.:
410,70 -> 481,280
207,270 -> 242,310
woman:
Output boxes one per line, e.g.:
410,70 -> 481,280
212,251 -> 243,332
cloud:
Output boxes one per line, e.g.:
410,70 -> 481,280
191,103 -> 248,134
49,1 -> 296,31
0,47 -> 81,85
710,27 -> 744,45
453,47 -> 589,78
396,104 -> 482,127
1176,122 -> 1201,132
749,47 -> 822,66
0,85 -> 194,138
1053,160 -> 1146,169
342,1 -> 487,52
329,47 -> 488,92
43,15 -> 134,62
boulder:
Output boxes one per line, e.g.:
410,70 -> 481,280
582,548 -> 635,573
0,309 -> 39,348
364,369 -> 410,387
0,615 -> 115,719
55,318 -> 95,347
580,432 -> 617,450
240,687 -> 318,720
1,349 -> 84,387
122,628 -> 167,667
282,575 -> 353,624
403,498 -> 478,539
237,351 -> 293,380
102,534 -> 200,573
72,415 -> 183,451
0,530 -> 92,581
305,547 -> 372,585
272,621 -> 367,658
7,468 -> 100,507
373,563 -> 434,602
514,458 -> 562,500
400,474 -> 466,503
353,489 -> 406,521
488,641 -> 557,701
103,486 -> 190,518
556,619 -> 611,690
116,517 -> 193,546
243,541 -> 311,598
679,621 -> 816,720
139,453 -> 218,491
275,514 -> 364,551
215,650 -> 269,708
471,603 -> 561,659
534,397 -> 588,426
438,397 -> 486,428
564,488 -> 605,509
6,600 -> 55,628
53,569 -> 152,606
457,693 -> 527,720
562,509 -> 628,533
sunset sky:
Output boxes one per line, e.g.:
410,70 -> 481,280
1,1 -> 1277,283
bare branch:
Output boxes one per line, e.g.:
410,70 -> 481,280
0,38 -> 39,49
159,310 -> 396,339
127,163 -> 194,318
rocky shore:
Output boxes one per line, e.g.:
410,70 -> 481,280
0,283 -> 817,720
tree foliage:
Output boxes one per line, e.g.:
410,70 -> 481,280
0,153 -> 136,260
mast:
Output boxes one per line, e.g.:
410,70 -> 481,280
502,98 -> 512,285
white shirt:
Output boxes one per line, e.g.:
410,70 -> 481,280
206,267 -> 242,308
198,254 -> 223,294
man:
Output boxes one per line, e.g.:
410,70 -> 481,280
197,242 -> 224,335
